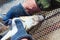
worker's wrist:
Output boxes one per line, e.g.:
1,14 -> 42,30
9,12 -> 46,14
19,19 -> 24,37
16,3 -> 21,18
22,0 -> 41,15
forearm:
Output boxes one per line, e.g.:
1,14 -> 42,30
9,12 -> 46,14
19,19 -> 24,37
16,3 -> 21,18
22,0 -> 41,14
22,0 -> 51,13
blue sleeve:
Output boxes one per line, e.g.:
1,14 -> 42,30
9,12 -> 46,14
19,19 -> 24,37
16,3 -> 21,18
3,4 -> 30,21
11,19 -> 33,40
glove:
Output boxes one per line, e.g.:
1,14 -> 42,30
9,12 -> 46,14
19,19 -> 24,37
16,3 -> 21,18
2,4 -> 30,21
11,19 -> 33,40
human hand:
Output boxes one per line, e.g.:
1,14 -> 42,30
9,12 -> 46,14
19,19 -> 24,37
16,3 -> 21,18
22,0 -> 41,14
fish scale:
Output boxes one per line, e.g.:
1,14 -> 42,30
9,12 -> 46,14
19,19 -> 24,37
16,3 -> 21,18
29,8 -> 60,40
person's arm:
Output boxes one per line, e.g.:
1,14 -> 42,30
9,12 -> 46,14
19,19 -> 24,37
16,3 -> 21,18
11,19 -> 33,40
2,0 -> 40,22
22,0 -> 41,14
2,0 -> 49,25
2,4 -> 30,22
22,0 -> 50,14
1,18 -> 33,40
2,0 -> 40,25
